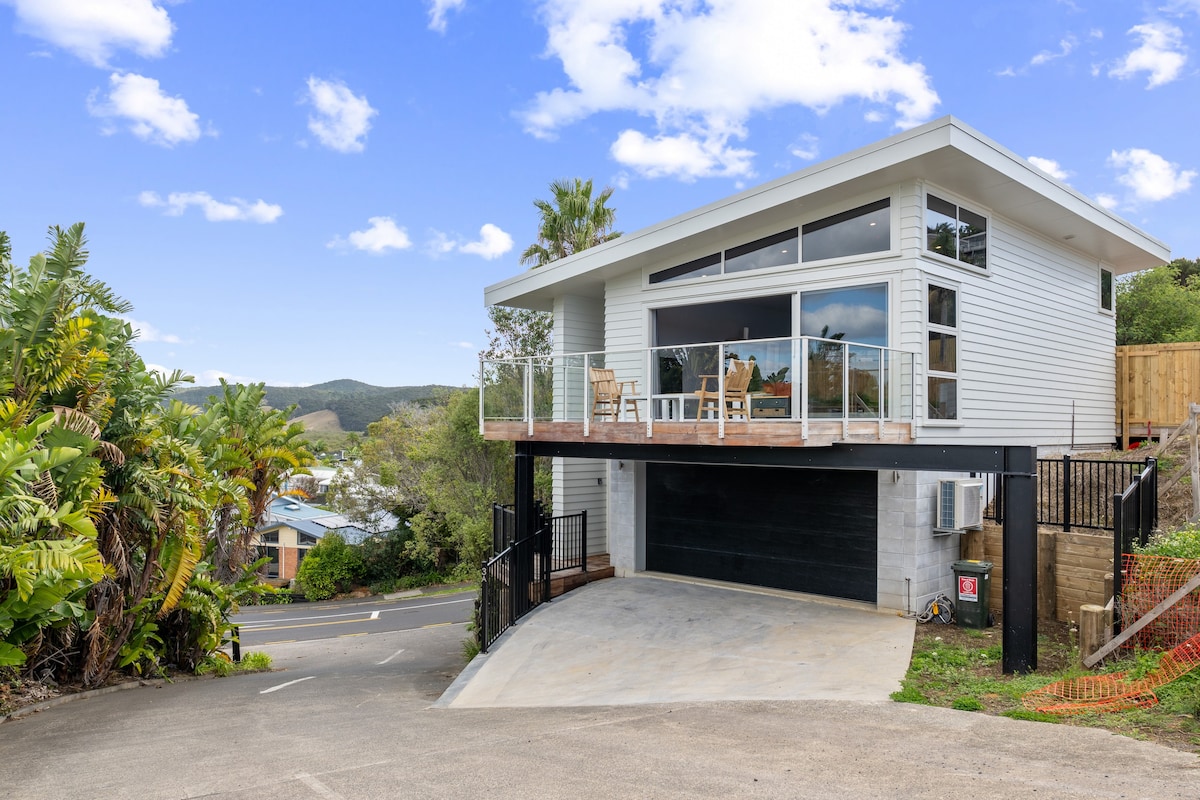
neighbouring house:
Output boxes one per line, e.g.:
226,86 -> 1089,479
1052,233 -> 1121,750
480,117 -> 1169,671
254,518 -> 325,582
252,497 -> 401,582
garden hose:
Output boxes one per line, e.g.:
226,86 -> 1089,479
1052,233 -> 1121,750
917,592 -> 954,624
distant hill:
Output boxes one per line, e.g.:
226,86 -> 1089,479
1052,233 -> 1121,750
173,380 -> 457,432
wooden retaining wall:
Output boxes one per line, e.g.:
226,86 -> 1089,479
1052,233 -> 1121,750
1116,342 -> 1200,448
963,523 -> 1111,623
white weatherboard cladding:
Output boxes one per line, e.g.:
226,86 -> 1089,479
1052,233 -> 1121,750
916,210 -> 1116,448
552,295 -> 607,553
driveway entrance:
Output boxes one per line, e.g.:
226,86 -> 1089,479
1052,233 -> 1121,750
439,576 -> 914,708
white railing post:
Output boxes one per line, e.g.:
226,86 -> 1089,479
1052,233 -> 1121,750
526,357 -> 534,437
645,348 -> 654,439
800,337 -> 809,441
478,359 -> 486,435
841,342 -> 850,439
718,343 -> 726,439
583,353 -> 591,438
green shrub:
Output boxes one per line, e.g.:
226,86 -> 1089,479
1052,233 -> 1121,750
295,533 -> 363,600
359,529 -> 417,585
890,684 -> 930,704
238,652 -> 272,672
197,654 -> 235,677
1135,525 -> 1200,559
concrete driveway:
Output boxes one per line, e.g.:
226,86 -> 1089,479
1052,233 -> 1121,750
441,576 -> 915,707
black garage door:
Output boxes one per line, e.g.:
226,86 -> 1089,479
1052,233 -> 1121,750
646,463 -> 877,602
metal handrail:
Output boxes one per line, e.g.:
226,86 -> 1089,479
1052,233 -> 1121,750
479,335 -> 917,432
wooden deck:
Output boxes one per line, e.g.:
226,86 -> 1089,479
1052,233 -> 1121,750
483,419 -> 913,448
550,553 -> 615,598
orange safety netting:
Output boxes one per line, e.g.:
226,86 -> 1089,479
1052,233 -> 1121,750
1118,554 -> 1200,650
1022,554 -> 1200,715
1022,632 -> 1200,715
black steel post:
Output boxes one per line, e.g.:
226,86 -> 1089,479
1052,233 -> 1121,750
1141,458 -> 1157,544
514,441 -> 536,541
1113,491 -> 1125,634
231,626 -> 241,664
581,509 -> 588,573
1001,445 -> 1038,674
1062,454 -> 1072,532
480,567 -> 490,653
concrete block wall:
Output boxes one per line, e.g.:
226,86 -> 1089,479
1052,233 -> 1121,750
876,470 -> 970,614
608,458 -> 640,575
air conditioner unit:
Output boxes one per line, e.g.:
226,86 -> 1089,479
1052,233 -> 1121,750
937,479 -> 984,531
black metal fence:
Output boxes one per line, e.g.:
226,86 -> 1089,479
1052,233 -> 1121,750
480,527 -> 551,652
1112,459 -> 1159,631
492,503 -> 587,572
985,456 -> 1157,532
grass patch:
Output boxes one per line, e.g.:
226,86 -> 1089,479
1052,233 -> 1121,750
896,620 -> 1200,753
197,651 -> 273,677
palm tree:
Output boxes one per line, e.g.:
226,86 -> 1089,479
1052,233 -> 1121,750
483,179 -> 620,361
519,178 -> 621,267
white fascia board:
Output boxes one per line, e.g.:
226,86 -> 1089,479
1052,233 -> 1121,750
485,117 -> 1168,309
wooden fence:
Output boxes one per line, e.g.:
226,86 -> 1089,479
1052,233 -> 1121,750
1116,342 -> 1200,448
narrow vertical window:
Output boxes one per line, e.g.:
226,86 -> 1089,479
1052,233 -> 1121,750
927,283 -> 958,420
1100,267 -> 1114,312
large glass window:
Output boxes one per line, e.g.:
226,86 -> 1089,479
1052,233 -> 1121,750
649,252 -> 721,284
801,199 -> 891,263
927,282 -> 959,420
800,284 -> 888,418
926,194 -> 987,269
725,229 -> 798,274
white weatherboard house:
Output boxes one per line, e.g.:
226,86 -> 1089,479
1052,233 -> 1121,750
480,117 -> 1168,638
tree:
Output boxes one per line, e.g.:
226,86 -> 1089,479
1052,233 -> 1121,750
1116,265 -> 1200,345
481,178 -> 621,361
198,381 -> 313,582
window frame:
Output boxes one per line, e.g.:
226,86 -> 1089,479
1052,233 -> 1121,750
646,193 -> 898,288
924,278 -> 962,425
922,188 -> 990,275
1099,265 -> 1114,314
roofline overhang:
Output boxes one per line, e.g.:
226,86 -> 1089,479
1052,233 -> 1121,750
486,116 -> 1170,311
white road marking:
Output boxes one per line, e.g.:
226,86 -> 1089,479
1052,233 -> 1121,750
378,648 -> 405,665
296,773 -> 344,799
237,597 -> 472,628
260,676 -> 315,694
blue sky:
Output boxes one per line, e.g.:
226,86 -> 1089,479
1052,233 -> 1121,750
1,0 -> 1197,388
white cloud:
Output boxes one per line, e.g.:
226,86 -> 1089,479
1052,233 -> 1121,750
452,341 -> 475,350
139,190 -> 283,223
459,224 -> 514,259
427,0 -> 466,33
789,133 -> 820,161
1031,36 -> 1077,66
5,0 -> 173,67
1109,22 -> 1186,88
120,315 -> 181,344
305,76 -> 377,153
328,217 -> 413,254
429,224 -> 515,259
1095,193 -> 1119,210
199,369 -> 257,386
88,72 -> 203,146
1027,156 -> 1071,181
1109,147 -> 1196,202
1161,1 -> 1200,16
522,0 -> 939,181
610,130 -> 755,181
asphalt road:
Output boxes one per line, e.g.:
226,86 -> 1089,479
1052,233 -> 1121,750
233,591 -> 475,647
2,586 -> 1198,799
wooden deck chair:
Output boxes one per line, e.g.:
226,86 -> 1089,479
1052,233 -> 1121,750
589,367 -> 640,421
694,359 -> 753,420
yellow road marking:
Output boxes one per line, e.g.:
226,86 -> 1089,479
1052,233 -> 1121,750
339,633 -> 368,638
264,639 -> 297,645
422,622 -> 453,629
